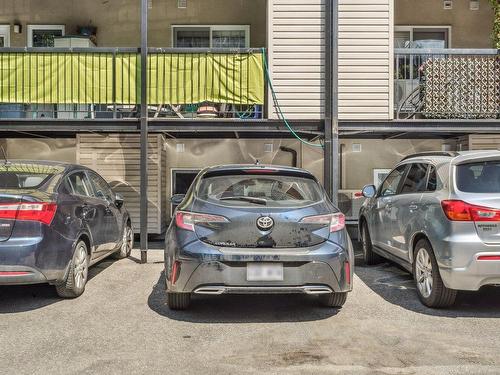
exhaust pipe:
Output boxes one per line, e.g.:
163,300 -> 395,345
194,286 -> 225,295
303,286 -> 333,295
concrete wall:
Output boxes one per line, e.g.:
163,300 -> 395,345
0,137 -> 449,192
0,138 -> 76,162
395,0 -> 495,48
0,0 -> 266,47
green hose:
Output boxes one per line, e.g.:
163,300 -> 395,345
261,48 -> 324,149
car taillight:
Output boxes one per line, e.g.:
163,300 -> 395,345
0,202 -> 57,225
441,200 -> 500,222
345,261 -> 351,286
300,212 -> 345,233
175,211 -> 229,231
477,255 -> 500,261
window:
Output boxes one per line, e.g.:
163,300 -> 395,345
172,25 -> 249,48
456,161 -> 500,193
66,172 -> 93,197
427,166 -> 437,192
27,25 -> 65,47
0,171 -> 52,189
401,163 -> 429,194
379,165 -> 407,197
395,26 -> 451,49
88,172 -> 114,203
0,25 -> 10,47
198,175 -> 322,207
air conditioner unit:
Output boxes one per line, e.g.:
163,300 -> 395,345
338,190 -> 366,222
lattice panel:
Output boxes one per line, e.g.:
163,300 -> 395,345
422,56 -> 500,119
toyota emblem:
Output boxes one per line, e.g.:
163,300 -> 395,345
257,216 -> 274,231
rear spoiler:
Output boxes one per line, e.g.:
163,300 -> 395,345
202,168 -> 317,181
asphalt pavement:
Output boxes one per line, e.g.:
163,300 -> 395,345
1,245 -> 500,375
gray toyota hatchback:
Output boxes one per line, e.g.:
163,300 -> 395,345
164,165 -> 354,310
360,151 -> 500,308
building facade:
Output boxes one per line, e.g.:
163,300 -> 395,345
0,0 -> 498,233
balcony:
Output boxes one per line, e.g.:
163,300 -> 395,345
394,48 -> 499,120
0,47 -> 265,121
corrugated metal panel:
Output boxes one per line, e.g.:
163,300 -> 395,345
338,0 -> 393,120
269,0 -> 393,121
268,0 -> 325,120
77,134 -> 167,234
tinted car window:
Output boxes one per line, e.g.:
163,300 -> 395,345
66,172 -> 93,197
379,165 -> 406,197
197,175 -> 322,207
456,161 -> 500,193
427,165 -> 437,192
401,163 -> 428,194
88,172 -> 114,203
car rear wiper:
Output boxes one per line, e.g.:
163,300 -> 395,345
219,196 -> 267,205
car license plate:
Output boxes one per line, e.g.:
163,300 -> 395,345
247,263 -> 283,281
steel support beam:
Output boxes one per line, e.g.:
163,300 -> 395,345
324,0 -> 339,205
140,0 -> 148,264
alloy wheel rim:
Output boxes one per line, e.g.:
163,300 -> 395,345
415,248 -> 433,298
122,226 -> 133,255
362,227 -> 368,257
74,245 -> 88,289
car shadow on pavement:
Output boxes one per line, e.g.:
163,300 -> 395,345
148,271 -> 342,323
0,258 -> 116,314
354,246 -> 500,318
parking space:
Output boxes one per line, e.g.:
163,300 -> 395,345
1,245 -> 500,374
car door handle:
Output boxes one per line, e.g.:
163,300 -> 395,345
409,204 -> 419,211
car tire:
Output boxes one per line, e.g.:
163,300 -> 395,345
413,239 -> 457,308
113,223 -> 133,260
167,292 -> 191,310
320,292 -> 348,308
56,240 -> 89,298
361,221 -> 382,265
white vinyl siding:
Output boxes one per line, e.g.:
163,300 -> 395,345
338,0 -> 393,120
77,134 -> 167,235
268,0 -> 393,121
267,0 -> 325,120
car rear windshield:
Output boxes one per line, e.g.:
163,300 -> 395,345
197,174 -> 323,207
456,161 -> 500,193
0,164 -> 60,189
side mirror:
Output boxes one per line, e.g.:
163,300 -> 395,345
362,185 -> 377,198
115,193 -> 124,208
170,194 -> 185,206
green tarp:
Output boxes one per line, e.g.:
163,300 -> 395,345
0,52 -> 264,105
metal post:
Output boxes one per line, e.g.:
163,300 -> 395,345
140,0 -> 148,263
324,0 -> 339,205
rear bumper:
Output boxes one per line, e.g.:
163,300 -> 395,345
165,235 -> 354,294
0,228 -> 74,285
440,252 -> 500,291
0,265 -> 48,285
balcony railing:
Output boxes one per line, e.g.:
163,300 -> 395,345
394,48 -> 499,120
0,47 -> 265,120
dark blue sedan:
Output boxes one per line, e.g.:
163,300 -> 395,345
0,160 -> 133,298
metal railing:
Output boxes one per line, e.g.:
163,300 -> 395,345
0,47 -> 265,120
394,48 -> 499,120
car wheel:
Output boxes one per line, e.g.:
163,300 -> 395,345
361,221 -> 382,265
113,223 -> 134,259
413,239 -> 457,308
167,292 -> 191,310
56,240 -> 89,298
320,292 -> 348,308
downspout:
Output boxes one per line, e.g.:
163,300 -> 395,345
279,146 -> 298,168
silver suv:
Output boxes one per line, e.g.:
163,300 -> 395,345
359,151 -> 500,308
